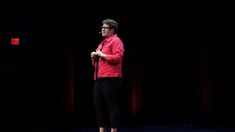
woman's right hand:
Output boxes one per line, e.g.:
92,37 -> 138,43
91,51 -> 97,58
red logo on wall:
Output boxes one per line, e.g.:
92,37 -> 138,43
11,38 -> 20,45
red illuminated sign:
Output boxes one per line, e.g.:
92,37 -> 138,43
11,38 -> 20,45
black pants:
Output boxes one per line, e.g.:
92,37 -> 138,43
93,77 -> 121,128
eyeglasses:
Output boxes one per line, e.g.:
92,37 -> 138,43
101,26 -> 110,30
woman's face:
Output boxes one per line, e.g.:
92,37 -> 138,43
101,24 -> 114,38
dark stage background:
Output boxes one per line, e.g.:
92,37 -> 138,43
1,1 -> 234,130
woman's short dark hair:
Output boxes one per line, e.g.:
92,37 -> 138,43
102,19 -> 119,33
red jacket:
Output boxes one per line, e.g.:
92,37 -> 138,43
92,34 -> 124,80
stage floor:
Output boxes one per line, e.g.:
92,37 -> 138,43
32,126 -> 235,132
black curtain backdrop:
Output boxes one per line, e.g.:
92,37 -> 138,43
0,1 -> 234,130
